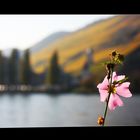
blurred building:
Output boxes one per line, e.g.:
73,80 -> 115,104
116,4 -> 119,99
82,48 -> 94,76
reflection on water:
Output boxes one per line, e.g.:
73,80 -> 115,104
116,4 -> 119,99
0,93 -> 139,127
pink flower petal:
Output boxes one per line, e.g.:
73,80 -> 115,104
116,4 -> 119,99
121,82 -> 130,87
102,76 -> 109,85
97,76 -> 109,90
112,72 -> 125,82
108,94 -> 116,111
99,89 -> 109,102
117,75 -> 125,81
112,72 -> 117,82
97,83 -> 108,90
115,94 -> 124,106
116,82 -> 132,98
108,94 -> 123,111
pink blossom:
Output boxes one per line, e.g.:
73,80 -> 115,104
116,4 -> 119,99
97,72 -> 132,111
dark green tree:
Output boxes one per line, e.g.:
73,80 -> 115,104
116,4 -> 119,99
22,49 -> 31,85
0,50 -> 4,84
47,51 -> 60,86
9,48 -> 20,85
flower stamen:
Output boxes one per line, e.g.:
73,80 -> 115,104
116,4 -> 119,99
108,85 -> 116,94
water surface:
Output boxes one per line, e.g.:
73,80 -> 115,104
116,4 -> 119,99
0,93 -> 139,127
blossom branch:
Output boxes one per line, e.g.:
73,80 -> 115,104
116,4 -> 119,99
97,51 -> 132,126
103,67 -> 113,126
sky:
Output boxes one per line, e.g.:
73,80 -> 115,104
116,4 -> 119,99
0,15 -> 115,50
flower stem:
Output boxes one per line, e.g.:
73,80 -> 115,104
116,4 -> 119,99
103,69 -> 113,126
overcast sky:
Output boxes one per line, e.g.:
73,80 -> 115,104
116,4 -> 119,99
0,15 -> 115,50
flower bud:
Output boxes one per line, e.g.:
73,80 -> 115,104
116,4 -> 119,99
112,51 -> 117,57
118,54 -> 124,62
97,116 -> 104,125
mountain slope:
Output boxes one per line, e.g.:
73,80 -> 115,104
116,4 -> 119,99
30,31 -> 70,53
30,15 -> 140,75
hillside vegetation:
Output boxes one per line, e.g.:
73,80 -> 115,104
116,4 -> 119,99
30,15 -> 140,76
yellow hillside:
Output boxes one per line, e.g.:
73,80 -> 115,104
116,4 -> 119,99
30,15 -> 140,74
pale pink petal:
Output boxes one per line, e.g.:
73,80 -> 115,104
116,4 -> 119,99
108,94 -> 123,111
97,83 -> 108,90
99,89 -> 109,102
112,72 -> 117,82
114,94 -> 124,106
108,94 -> 114,111
102,76 -> 109,86
116,82 -> 132,98
108,94 -> 115,111
121,82 -> 130,87
112,72 -> 117,78
112,72 -> 125,82
117,75 -> 125,81
97,76 -> 109,90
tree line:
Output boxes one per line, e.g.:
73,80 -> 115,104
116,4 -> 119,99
0,48 -> 96,93
0,49 -> 32,85
0,49 -> 72,87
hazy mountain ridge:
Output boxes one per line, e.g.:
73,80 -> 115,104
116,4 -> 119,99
30,15 -> 140,77
30,31 -> 70,53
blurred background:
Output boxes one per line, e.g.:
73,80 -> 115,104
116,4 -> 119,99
0,15 -> 139,127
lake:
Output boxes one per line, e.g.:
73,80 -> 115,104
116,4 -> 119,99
0,93 -> 139,127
